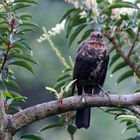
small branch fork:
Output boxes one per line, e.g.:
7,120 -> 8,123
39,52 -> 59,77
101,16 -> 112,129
7,92 -> 140,135
105,32 -> 140,79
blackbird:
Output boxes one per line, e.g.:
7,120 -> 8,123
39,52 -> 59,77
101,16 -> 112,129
72,31 -> 109,129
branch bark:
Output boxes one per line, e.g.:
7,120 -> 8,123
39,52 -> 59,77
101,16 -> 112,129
0,92 -> 12,140
9,92 -> 140,135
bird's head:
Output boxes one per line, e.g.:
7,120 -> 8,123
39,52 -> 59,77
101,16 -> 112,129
90,31 -> 102,39
88,31 -> 105,45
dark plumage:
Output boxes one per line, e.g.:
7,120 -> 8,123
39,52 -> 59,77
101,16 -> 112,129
73,31 -> 109,129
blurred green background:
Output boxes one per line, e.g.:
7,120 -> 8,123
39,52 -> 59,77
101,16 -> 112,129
13,0 -> 138,140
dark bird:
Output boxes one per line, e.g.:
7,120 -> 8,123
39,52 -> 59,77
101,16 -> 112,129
72,31 -> 109,129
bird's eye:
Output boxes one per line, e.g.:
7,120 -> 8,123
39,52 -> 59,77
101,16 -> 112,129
97,33 -> 102,38
91,34 -> 95,38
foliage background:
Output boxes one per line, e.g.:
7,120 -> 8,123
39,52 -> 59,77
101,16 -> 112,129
12,0 -> 138,140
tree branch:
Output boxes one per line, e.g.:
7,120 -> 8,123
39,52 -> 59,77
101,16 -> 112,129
10,92 -> 140,135
105,32 -> 140,79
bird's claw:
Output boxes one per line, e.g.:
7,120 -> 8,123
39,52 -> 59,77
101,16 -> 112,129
80,94 -> 88,103
98,84 -> 112,103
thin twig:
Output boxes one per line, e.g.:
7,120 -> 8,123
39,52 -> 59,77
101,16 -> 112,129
127,28 -> 140,58
0,47 -> 10,72
70,134 -> 74,140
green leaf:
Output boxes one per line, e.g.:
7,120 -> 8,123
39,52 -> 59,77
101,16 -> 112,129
45,87 -> 57,94
14,0 -> 38,4
65,79 -> 77,92
109,46 -> 115,54
69,24 -> 87,47
9,91 -> 27,103
63,67 -> 72,73
9,60 -> 35,74
59,115 -> 66,124
13,42 -> 31,50
117,70 -> 133,83
109,53 -> 121,67
121,123 -> 136,134
17,28 -> 35,35
60,8 -> 76,22
18,13 -> 32,20
114,18 -> 123,27
54,77 -> 71,90
13,96 -> 27,103
69,56 -> 74,68
135,88 -> 140,92
116,115 -> 138,121
111,61 -> 128,74
127,138 -> 135,140
109,2 -> 138,9
11,54 -> 38,64
0,24 -> 9,33
57,71 -> 72,82
0,13 -> 6,19
9,91 -> 22,98
40,123 -> 63,132
20,133 -> 44,140
67,124 -> 77,135
12,3 -> 31,11
3,90 -> 13,99
105,107 -> 126,113
126,28 -> 136,39
0,21 -> 7,24
9,105 -> 22,112
66,8 -> 82,38
19,22 -> 39,28
3,80 -> 21,90
136,0 -> 140,3
0,80 -> 6,90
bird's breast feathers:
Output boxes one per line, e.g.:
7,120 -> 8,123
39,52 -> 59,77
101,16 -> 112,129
78,42 -> 108,60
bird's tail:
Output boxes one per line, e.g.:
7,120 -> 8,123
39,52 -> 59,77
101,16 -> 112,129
75,85 -> 101,129
75,107 -> 91,129
75,85 -> 91,129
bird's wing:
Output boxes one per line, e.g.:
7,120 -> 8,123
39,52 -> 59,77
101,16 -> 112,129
98,54 -> 109,86
73,43 -> 86,80
72,43 -> 86,95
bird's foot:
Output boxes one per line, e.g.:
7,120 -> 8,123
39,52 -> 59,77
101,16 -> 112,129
80,93 -> 88,103
92,88 -> 94,95
97,84 -> 112,103
97,84 -> 108,95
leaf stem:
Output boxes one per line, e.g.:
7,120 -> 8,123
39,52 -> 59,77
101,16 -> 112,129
70,134 -> 74,140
